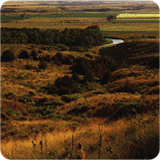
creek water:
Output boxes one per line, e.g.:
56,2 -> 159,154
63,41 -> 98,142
103,38 -> 124,46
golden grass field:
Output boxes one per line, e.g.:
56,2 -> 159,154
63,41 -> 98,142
1,0 -> 159,159
1,39 -> 159,159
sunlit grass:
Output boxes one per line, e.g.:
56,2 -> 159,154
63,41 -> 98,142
1,110 -> 158,159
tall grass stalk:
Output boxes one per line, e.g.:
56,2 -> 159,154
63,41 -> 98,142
39,141 -> 43,159
98,124 -> 102,159
31,140 -> 40,159
11,146 -> 14,159
71,125 -> 76,150
72,133 -> 74,150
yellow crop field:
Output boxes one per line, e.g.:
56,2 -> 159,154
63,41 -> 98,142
117,13 -> 160,18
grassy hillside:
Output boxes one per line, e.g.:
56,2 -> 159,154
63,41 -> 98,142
1,38 -> 159,159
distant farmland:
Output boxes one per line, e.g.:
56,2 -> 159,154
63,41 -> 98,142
117,13 -> 160,18
112,13 -> 159,24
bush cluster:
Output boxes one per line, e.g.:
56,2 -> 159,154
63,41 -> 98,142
30,50 -> 38,60
69,46 -> 88,52
38,60 -> 48,69
44,54 -> 118,95
52,52 -> 73,65
40,54 -> 52,62
2,25 -> 105,48
19,50 -> 30,59
55,44 -> 69,51
146,57 -> 159,69
71,56 -> 117,83
46,75 -> 80,95
1,49 -> 15,62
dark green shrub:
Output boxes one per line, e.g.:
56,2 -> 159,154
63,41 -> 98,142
94,56 -> 118,77
68,106 -> 89,115
58,87 -> 72,95
67,54 -> 75,61
38,60 -> 47,69
55,75 -> 79,95
52,99 -> 65,106
147,57 -> 159,69
15,32 -> 28,44
19,96 -> 28,103
30,50 -> 38,60
56,44 -> 69,51
17,116 -> 28,121
55,60 -> 62,66
34,97 -> 48,106
4,91 -> 16,99
101,71 -> 111,84
1,112 -> 9,120
46,76 -> 80,95
69,46 -> 86,52
45,55 -> 52,62
41,46 -> 48,50
0,120 -> 7,127
147,35 -> 156,38
71,57 -> 90,75
61,95 -> 82,103
52,52 -> 72,65
41,54 -> 52,62
25,64 -> 34,69
110,79 -> 134,93
5,109 -> 13,116
72,73 -> 81,82
53,52 -> 63,62
63,56 -> 73,65
84,69 -> 95,82
129,36 -> 136,39
112,103 -> 138,120
46,84 -> 58,95
29,91 -> 36,96
19,50 -> 30,59
85,54 -> 93,58
1,49 -> 15,62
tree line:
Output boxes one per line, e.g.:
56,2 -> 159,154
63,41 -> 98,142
1,25 -> 105,48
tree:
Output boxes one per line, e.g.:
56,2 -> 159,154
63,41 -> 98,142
107,15 -> 116,22
15,32 -> 28,44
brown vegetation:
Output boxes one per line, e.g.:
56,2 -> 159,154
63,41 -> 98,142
1,1 -> 159,159
1,39 -> 159,159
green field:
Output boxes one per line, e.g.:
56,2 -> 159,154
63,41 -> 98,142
38,12 -> 117,18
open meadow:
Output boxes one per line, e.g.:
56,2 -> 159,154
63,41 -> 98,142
1,0 -> 159,159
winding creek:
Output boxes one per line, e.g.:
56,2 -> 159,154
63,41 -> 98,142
103,38 -> 124,46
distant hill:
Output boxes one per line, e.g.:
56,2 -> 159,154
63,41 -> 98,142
5,0 -> 154,3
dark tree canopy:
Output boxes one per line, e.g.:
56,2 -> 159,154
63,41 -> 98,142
1,25 -> 105,48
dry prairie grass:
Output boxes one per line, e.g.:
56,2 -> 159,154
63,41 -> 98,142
1,110 -> 158,159
1,34 -> 159,159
